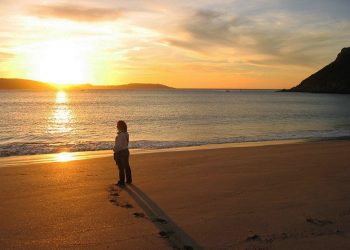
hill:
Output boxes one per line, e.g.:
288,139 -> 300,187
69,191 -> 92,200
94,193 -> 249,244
76,83 -> 174,90
0,78 -> 56,90
0,78 -> 173,90
282,47 -> 350,94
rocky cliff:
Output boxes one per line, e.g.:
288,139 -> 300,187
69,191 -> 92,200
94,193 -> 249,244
285,47 -> 350,94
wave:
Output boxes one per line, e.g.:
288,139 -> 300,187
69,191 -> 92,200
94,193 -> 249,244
1,129 -> 350,157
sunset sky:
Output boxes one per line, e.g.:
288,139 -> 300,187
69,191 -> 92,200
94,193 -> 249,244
0,0 -> 349,89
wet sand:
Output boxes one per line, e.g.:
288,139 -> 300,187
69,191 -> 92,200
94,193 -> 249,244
1,140 -> 350,249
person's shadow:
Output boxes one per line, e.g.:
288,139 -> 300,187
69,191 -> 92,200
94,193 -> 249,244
125,184 -> 202,250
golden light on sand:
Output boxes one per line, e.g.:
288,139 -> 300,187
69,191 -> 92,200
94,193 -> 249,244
28,40 -> 89,85
55,152 -> 75,162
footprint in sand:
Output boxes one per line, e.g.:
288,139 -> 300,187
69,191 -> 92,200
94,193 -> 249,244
158,230 -> 174,238
108,184 -> 121,205
133,212 -> 145,218
245,234 -> 262,242
153,218 -> 168,224
121,203 -> 133,208
306,218 -> 333,226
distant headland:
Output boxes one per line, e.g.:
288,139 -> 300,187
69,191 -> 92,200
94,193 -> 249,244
281,47 -> 350,94
0,78 -> 174,90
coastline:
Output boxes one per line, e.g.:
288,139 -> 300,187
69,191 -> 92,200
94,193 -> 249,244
0,138 -> 312,167
1,139 -> 350,249
2,136 -> 350,167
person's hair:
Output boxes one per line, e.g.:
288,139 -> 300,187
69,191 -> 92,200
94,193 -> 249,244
117,120 -> 127,132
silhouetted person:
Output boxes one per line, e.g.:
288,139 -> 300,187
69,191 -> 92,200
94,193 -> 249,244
113,120 -> 132,187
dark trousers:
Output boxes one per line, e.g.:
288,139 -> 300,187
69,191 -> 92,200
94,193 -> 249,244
114,149 -> 132,184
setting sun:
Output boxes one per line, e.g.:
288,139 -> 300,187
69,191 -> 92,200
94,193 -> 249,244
27,40 -> 90,85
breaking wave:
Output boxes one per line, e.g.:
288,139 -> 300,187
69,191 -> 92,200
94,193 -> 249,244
1,129 -> 349,157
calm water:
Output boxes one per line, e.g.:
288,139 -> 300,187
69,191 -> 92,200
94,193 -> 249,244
1,89 -> 350,157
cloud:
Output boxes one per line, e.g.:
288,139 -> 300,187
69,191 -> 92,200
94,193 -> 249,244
165,38 -> 208,53
30,4 -> 123,22
163,11 -> 243,56
165,8 -> 350,67
186,10 -> 243,45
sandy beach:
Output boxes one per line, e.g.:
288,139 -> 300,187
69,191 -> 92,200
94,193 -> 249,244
1,140 -> 350,249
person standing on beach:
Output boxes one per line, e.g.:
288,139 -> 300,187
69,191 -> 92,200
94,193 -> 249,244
113,120 -> 132,187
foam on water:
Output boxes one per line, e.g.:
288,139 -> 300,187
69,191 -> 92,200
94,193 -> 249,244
1,130 -> 350,157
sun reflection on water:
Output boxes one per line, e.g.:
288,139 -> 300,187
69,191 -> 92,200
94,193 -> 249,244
48,91 -> 74,134
56,91 -> 67,104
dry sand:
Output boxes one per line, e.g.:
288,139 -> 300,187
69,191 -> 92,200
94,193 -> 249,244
1,140 -> 350,249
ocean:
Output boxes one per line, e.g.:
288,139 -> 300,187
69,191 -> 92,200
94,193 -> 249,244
1,89 -> 350,157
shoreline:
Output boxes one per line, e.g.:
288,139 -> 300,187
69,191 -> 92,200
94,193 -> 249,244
1,137 -> 350,167
0,138 -> 316,167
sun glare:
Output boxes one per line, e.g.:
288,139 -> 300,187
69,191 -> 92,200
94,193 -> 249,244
55,152 -> 75,162
28,40 -> 89,85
